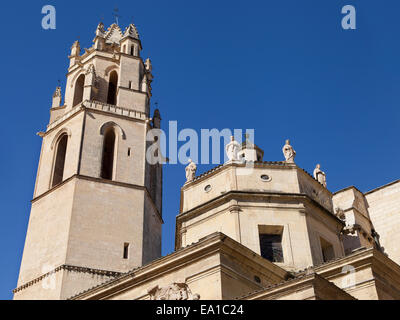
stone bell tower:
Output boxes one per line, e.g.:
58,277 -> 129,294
14,22 -> 163,300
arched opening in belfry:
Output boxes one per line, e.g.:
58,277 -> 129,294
101,128 -> 116,180
52,134 -> 68,187
73,74 -> 85,107
107,71 -> 118,105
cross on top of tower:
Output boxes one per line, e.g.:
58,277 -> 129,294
112,8 -> 121,25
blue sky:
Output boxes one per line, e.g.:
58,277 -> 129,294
0,0 -> 399,300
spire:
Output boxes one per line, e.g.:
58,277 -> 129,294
123,23 -> 140,40
52,86 -> 62,108
69,41 -> 81,67
153,108 -> 161,119
95,22 -> 106,38
70,40 -> 80,57
53,86 -> 61,98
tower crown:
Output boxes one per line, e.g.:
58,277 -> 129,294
59,22 -> 153,115
93,23 -> 140,46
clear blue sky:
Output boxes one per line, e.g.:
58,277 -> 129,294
1,0 -> 399,300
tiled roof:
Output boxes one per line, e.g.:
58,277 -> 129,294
68,234 -> 221,300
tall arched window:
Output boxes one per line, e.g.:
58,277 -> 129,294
52,134 -> 68,187
73,74 -> 85,107
107,71 -> 118,105
101,129 -> 116,180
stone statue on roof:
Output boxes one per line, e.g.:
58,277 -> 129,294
226,136 -> 241,161
313,164 -> 327,188
282,139 -> 296,163
185,159 -> 197,183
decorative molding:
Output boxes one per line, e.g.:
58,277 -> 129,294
13,265 -> 122,294
45,100 -> 148,136
104,64 -> 119,77
99,121 -> 127,140
147,282 -> 200,300
70,71 -> 86,88
50,127 -> 72,150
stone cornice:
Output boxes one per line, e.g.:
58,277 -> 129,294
69,232 -> 289,300
118,86 -> 150,98
243,247 -> 398,300
177,190 -> 342,225
30,175 -> 162,221
67,50 -> 144,76
85,100 -> 147,121
239,272 -> 356,300
44,100 -> 148,137
333,185 -> 364,196
13,264 -> 122,294
46,104 -> 85,134
310,247 -> 400,296
364,179 -> 400,196
31,174 -> 163,223
50,105 -> 66,111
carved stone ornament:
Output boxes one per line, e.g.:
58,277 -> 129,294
226,136 -> 241,161
185,159 -> 197,183
86,64 -> 96,75
282,139 -> 296,163
313,164 -> 327,188
53,86 -> 62,98
335,207 -> 346,220
148,283 -> 200,300
145,58 -> 152,72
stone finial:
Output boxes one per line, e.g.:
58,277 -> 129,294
70,40 -> 80,57
53,87 -> 61,98
95,22 -> 106,37
52,87 -> 62,108
282,139 -> 296,163
145,58 -> 152,72
185,159 -> 197,183
313,164 -> 327,188
153,109 -> 161,119
123,23 -> 140,40
225,136 -> 241,161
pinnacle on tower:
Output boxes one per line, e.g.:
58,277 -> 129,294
123,23 -> 140,40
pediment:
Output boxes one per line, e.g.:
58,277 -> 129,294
105,24 -> 123,44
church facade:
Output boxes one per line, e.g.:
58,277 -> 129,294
13,22 -> 400,300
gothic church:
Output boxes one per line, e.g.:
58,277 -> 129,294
13,22 -> 400,300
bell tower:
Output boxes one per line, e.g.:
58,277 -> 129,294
14,22 -> 163,300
